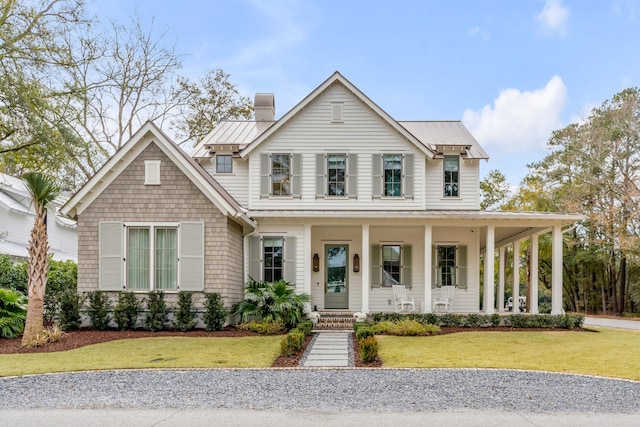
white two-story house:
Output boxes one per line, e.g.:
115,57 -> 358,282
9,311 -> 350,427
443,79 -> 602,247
61,72 -> 582,314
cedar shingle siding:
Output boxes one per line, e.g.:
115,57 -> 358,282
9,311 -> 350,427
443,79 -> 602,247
77,142 -> 244,306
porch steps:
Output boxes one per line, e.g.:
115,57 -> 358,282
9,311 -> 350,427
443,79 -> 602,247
313,311 -> 355,331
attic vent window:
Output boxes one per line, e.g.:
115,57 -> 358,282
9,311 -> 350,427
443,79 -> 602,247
145,160 -> 161,185
331,102 -> 344,123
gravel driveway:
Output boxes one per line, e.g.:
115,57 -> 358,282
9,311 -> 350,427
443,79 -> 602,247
2,368 -> 639,413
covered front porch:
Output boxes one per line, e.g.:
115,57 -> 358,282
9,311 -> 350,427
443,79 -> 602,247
249,210 -> 583,315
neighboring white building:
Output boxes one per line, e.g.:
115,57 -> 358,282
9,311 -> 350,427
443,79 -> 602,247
62,72 -> 582,313
0,172 -> 77,262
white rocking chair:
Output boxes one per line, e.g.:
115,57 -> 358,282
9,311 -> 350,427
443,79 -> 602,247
392,285 -> 415,313
432,285 -> 455,313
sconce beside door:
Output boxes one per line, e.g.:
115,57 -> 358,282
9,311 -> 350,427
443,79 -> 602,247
313,253 -> 320,272
353,253 -> 360,273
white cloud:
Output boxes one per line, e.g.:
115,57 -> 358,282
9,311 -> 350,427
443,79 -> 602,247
569,102 -> 598,126
462,76 -> 567,152
535,0 -> 571,37
467,26 -> 490,40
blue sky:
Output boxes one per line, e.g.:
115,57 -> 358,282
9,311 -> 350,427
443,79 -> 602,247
88,0 -> 640,187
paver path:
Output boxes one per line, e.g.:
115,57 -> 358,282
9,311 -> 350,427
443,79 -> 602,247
301,332 -> 351,367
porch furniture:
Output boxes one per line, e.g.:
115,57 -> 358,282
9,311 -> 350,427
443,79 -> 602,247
392,284 -> 415,313
433,285 -> 455,313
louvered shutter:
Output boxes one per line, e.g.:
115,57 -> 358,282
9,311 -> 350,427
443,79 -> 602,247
284,236 -> 297,283
347,154 -> 357,198
260,153 -> 270,197
248,236 -> 262,281
316,154 -> 326,198
403,154 -> 414,198
457,245 -> 467,289
179,222 -> 204,291
291,154 -> 301,198
99,222 -> 124,291
431,245 -> 439,288
370,245 -> 381,288
372,154 -> 382,198
402,245 -> 412,288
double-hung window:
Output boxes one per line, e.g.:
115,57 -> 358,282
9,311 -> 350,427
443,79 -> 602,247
370,244 -> 412,288
260,153 -> 301,198
271,154 -> 291,196
372,154 -> 414,198
444,156 -> 459,197
432,245 -> 467,289
263,237 -> 283,282
316,153 -> 357,198
383,155 -> 402,197
215,155 -> 233,173
327,154 -> 346,196
249,235 -> 297,283
126,226 -> 177,290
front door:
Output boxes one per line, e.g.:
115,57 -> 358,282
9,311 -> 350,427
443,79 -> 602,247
324,244 -> 348,309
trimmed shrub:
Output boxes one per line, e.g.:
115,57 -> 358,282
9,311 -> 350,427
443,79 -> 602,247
280,330 -> 305,356
86,291 -> 111,330
113,292 -> 142,330
57,288 -> 84,331
371,321 -> 396,335
372,319 -> 440,336
237,320 -> 286,335
203,292 -> 228,331
0,287 -> 27,338
144,291 -> 168,331
173,291 -> 197,331
43,259 -> 78,323
353,322 -> 370,332
296,320 -> 313,336
355,325 -> 374,341
359,336 -> 379,363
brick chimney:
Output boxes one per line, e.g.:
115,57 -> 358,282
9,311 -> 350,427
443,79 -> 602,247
254,93 -> 275,121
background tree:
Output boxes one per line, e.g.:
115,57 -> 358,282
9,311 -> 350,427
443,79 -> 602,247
21,171 -> 61,345
480,169 -> 511,210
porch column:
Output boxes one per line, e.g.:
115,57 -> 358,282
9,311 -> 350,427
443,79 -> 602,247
498,246 -> 505,313
551,224 -> 563,314
361,224 -> 370,313
483,225 -> 495,314
424,225 -> 433,313
303,224 -> 312,298
530,234 -> 539,314
513,240 -> 521,314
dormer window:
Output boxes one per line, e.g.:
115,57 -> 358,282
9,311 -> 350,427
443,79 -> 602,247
215,155 -> 233,174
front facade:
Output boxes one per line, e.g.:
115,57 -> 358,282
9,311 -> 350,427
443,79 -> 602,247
63,72 -> 582,314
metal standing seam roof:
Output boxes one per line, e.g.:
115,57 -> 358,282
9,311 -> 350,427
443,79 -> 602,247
191,120 -> 275,158
191,120 -> 488,160
398,121 -> 489,160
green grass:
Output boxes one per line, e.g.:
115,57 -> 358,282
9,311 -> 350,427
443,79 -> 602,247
378,328 -> 640,381
0,336 -> 281,377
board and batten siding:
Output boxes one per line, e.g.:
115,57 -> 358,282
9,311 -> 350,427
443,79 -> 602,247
247,84 -> 425,210
425,158 -> 481,210
203,158 -> 250,207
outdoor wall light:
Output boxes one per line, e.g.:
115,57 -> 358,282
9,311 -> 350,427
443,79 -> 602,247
353,253 -> 360,273
313,253 -> 320,272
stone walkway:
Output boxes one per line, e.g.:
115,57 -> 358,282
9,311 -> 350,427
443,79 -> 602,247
301,332 -> 351,367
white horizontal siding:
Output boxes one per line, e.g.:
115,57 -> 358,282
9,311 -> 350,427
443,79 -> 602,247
425,158 -> 480,210
249,84 -> 425,210
203,158 -> 250,207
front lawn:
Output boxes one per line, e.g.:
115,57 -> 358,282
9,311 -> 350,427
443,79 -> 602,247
378,328 -> 640,380
0,336 -> 281,377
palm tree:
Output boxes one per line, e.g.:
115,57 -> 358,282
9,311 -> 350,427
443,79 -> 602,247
21,172 -> 61,346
